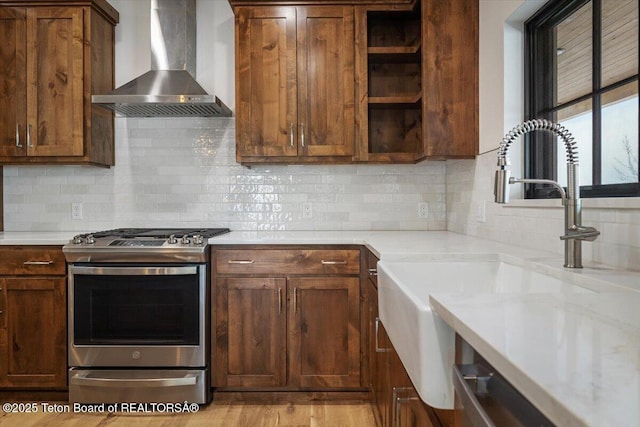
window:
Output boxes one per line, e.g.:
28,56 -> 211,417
525,0 -> 640,198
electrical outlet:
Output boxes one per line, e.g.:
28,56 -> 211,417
418,202 -> 429,219
71,202 -> 83,220
476,200 -> 486,223
302,202 -> 313,219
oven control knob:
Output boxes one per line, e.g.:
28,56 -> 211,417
181,235 -> 191,245
85,234 -> 95,245
168,234 -> 178,244
192,235 -> 204,245
72,235 -> 84,245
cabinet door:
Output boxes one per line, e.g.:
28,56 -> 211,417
423,0 -> 478,158
26,7 -> 84,157
235,7 -> 298,159
288,276 -> 360,388
214,277 -> 287,387
0,7 -> 26,157
297,6 -> 354,157
0,277 -> 66,389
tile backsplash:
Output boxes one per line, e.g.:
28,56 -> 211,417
3,117 -> 446,232
5,117 -> 637,270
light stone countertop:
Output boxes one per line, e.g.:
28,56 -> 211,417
430,291 -> 640,427
209,230 -> 552,259
2,229 -> 639,425
0,231 -> 78,246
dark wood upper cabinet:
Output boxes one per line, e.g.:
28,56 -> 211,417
230,0 -> 478,164
233,5 -> 355,164
0,0 -> 118,167
422,0 -> 478,159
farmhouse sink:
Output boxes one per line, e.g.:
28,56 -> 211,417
377,258 -> 596,410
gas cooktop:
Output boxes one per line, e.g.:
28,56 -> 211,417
63,227 -> 230,263
88,228 -> 231,239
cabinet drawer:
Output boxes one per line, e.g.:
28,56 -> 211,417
215,249 -> 360,275
0,246 -> 66,275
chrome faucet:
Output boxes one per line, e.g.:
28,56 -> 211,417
494,119 -> 600,268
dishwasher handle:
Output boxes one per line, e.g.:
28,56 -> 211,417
453,363 -> 555,427
453,364 -> 496,427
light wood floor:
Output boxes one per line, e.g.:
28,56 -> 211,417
0,401 -> 377,426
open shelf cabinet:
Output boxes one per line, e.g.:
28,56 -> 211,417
357,1 -> 425,162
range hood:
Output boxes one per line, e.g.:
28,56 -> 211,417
92,0 -> 231,117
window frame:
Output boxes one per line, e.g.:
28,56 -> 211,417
524,0 -> 640,199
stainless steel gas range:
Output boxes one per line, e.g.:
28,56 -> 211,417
62,228 -> 229,404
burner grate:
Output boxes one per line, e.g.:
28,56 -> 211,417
91,228 -> 230,239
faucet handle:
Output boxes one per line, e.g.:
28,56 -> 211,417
560,225 -> 600,242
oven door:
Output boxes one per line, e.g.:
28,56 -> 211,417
68,264 -> 207,368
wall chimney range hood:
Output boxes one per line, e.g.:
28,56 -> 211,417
92,0 -> 231,117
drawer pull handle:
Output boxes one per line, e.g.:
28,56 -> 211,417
23,260 -> 54,265
321,260 -> 348,265
368,268 -> 378,276
227,260 -> 255,264
392,387 -> 419,427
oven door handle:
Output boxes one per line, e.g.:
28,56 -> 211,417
70,265 -> 199,276
70,371 -> 198,388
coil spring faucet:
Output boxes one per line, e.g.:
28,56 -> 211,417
494,119 -> 600,268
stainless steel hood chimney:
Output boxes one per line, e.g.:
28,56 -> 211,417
92,0 -> 231,117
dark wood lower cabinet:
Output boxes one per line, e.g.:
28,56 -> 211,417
0,246 -> 67,390
288,277 -> 361,388
217,277 -> 287,388
212,246 -> 362,391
